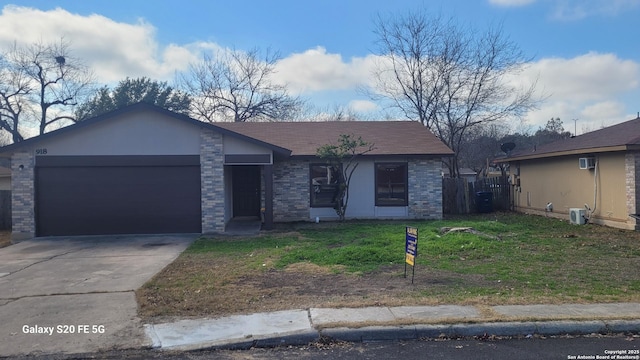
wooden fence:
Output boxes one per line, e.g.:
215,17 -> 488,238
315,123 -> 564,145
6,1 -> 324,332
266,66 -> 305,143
443,176 -> 511,214
0,190 -> 10,230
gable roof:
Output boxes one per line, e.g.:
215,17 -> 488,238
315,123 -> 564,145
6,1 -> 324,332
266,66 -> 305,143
501,116 -> 640,162
0,102 -> 292,157
0,102 -> 452,158
215,121 -> 453,157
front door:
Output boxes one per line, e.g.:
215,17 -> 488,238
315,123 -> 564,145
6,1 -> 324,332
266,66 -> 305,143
232,166 -> 261,217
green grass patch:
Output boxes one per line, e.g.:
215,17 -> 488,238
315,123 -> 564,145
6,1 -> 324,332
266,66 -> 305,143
138,213 -> 640,318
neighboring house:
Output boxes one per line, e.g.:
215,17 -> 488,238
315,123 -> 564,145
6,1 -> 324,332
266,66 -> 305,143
441,167 -> 477,183
496,116 -> 640,230
0,103 -> 453,240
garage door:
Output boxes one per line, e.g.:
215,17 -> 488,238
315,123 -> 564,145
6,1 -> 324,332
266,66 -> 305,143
35,155 -> 202,236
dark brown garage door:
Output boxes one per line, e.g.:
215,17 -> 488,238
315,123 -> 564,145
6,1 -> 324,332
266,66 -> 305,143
35,155 -> 202,236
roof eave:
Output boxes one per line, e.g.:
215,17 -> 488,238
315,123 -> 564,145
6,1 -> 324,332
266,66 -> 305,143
496,145 -> 630,163
290,152 -> 454,158
203,123 -> 292,157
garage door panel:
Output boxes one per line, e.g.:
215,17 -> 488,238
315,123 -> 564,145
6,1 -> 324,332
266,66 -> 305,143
36,157 -> 201,236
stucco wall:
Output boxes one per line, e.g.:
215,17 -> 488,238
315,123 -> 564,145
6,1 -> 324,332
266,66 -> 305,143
223,136 -> 272,155
33,112 -> 202,156
513,152 -> 630,227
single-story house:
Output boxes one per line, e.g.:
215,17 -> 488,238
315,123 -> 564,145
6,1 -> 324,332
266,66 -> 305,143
496,116 -> 640,230
0,103 -> 453,240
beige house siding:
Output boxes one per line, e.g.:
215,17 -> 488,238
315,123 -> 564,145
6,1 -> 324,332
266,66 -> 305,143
513,152 -> 633,229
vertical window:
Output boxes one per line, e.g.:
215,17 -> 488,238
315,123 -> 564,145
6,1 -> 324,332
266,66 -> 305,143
310,164 -> 341,207
375,163 -> 408,206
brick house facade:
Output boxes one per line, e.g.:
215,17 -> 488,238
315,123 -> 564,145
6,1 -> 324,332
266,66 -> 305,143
1,103 -> 453,239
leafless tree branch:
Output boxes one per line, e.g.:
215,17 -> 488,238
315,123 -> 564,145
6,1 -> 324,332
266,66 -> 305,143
180,47 -> 304,122
369,11 -> 540,177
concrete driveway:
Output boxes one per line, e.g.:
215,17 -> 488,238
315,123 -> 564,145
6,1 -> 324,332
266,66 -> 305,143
0,234 -> 195,357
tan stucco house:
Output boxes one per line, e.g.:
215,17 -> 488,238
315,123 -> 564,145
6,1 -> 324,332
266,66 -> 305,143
0,103 -> 453,240
497,116 -> 640,230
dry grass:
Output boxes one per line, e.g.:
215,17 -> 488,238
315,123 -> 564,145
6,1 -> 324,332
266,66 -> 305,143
136,214 -> 640,322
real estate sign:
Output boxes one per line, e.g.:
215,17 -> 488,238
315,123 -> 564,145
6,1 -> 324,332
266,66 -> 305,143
404,226 -> 418,283
405,227 -> 418,266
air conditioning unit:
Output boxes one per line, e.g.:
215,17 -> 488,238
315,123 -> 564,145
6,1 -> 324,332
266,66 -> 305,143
579,157 -> 595,170
569,208 -> 586,225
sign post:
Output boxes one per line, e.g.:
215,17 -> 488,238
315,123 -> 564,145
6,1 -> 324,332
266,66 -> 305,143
404,226 -> 418,284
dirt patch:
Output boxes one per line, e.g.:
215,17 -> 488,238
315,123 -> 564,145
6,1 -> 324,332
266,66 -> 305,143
283,262 -> 344,274
246,264 -> 485,299
138,260 -> 499,322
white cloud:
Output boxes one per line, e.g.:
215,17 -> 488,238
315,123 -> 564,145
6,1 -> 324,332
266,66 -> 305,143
488,0 -> 536,7
488,0 -> 640,21
0,5 -> 197,83
578,100 -> 630,129
528,52 -> 638,102
273,46 -> 377,93
551,0 -> 640,20
510,52 -> 639,133
348,100 -> 379,113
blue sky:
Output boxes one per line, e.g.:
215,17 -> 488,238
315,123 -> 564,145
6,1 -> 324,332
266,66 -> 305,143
1,0 -> 639,133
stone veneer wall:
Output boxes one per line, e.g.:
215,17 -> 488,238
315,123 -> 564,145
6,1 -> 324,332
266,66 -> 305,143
625,151 -> 640,229
200,129 -> 226,233
273,159 -> 310,222
408,158 -> 443,220
11,151 -> 35,240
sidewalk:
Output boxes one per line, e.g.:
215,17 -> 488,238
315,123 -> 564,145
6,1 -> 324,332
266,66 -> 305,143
144,303 -> 640,351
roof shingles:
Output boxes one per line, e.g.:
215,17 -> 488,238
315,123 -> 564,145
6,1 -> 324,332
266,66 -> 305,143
505,116 -> 640,161
216,121 -> 453,156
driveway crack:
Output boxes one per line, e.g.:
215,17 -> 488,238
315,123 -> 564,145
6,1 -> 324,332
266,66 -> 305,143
6,247 -> 89,277
0,289 -> 136,302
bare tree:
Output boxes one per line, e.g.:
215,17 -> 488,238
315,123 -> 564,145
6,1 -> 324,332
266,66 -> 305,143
297,103 -> 364,122
369,11 -> 537,178
14,39 -> 94,135
0,53 -> 30,143
458,123 -> 508,177
181,47 -> 303,122
0,39 -> 93,142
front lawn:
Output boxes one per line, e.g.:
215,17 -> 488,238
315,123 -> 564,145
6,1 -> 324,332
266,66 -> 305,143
137,213 -> 640,320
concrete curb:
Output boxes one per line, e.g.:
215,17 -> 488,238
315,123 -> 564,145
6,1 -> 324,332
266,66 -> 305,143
318,320 -> 640,344
145,304 -> 640,351
206,320 -> 640,350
